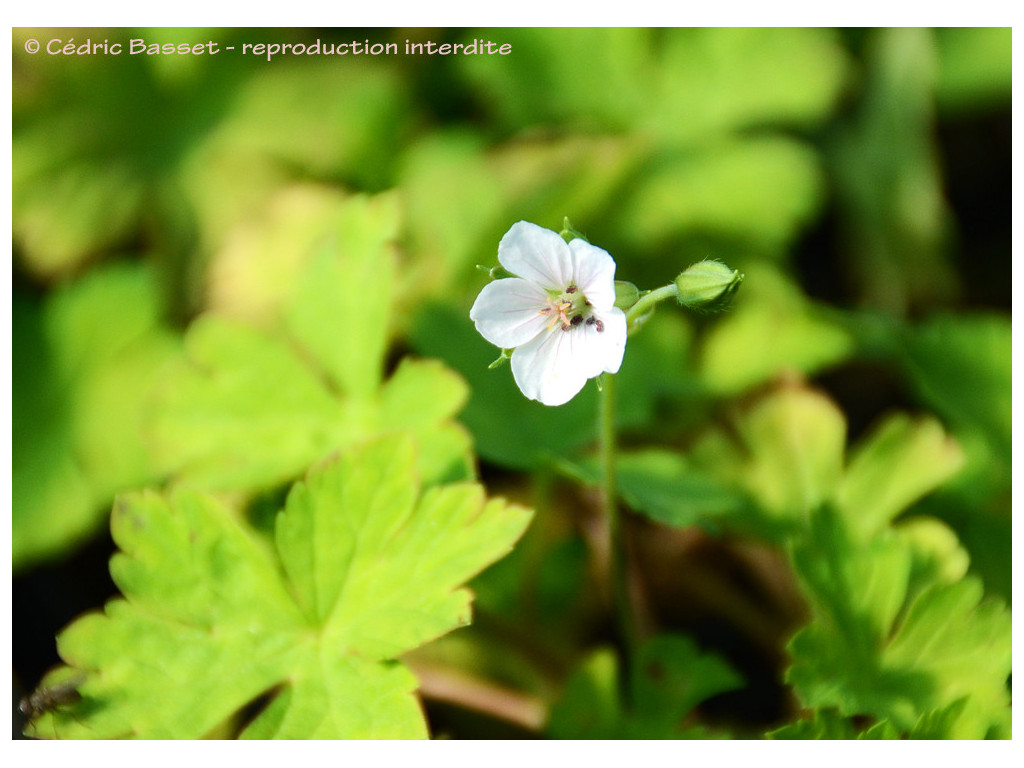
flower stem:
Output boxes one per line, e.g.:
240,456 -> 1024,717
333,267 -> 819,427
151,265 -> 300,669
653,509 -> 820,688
624,283 -> 678,331
598,374 -> 638,673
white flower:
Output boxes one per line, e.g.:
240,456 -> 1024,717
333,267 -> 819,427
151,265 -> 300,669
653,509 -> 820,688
470,221 -> 627,406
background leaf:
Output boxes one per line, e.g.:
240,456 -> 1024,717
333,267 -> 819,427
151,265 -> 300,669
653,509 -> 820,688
547,635 -> 742,739
153,194 -> 473,492
13,263 -> 177,570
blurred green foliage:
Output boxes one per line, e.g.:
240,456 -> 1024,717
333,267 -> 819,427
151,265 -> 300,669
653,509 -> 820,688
13,26 -> 1010,740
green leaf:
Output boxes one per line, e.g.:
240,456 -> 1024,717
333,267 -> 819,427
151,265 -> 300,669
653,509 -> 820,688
934,27 -> 1011,113
408,303 -> 599,472
900,313 -> 1011,460
884,578 -> 1011,734
283,193 -> 400,398
154,316 -> 472,492
152,316 -> 341,489
768,699 -> 999,740
694,385 -> 847,531
548,635 -> 741,739
13,263 -> 177,570
786,508 -> 1011,734
26,435 -> 533,739
698,267 -> 855,396
893,517 -> 970,598
651,27 -> 848,143
828,28 -> 957,313
788,507 -> 913,676
562,449 -> 747,531
154,195 -> 473,491
216,55 -> 413,189
895,313 -> 1011,599
458,28 -> 846,141
767,709 -> 867,740
547,649 -> 621,739
616,137 -> 825,254
835,412 -> 965,539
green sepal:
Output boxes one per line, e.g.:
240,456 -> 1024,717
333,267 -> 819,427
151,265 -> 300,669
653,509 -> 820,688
476,264 -> 515,280
559,216 -> 589,243
613,280 -> 640,310
488,349 -> 512,369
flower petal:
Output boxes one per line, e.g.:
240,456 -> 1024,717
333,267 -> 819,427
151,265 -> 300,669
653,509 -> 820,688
588,307 -> 628,375
569,238 -> 617,310
555,308 -> 628,382
470,278 -> 551,349
510,329 -> 590,406
498,221 -> 573,290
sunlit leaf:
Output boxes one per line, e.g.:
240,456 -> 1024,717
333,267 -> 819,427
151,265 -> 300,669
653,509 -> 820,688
768,709 -> 873,739
836,412 -> 965,539
651,27 -> 848,143
283,193 -> 401,398
215,54 -> 413,189
615,137 -> 825,254
698,267 -> 855,395
154,194 -> 473,491
26,435 -> 533,739
786,508 -> 1010,735
691,385 -> 846,535
458,28 -> 846,141
12,29 -> 240,278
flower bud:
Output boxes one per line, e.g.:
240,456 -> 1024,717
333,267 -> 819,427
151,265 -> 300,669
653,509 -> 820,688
674,260 -> 744,312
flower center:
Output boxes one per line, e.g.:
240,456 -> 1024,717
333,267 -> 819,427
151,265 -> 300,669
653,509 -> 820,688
540,284 -> 601,332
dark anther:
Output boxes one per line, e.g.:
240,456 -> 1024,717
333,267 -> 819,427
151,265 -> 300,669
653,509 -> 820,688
570,315 -> 583,326
566,284 -> 578,294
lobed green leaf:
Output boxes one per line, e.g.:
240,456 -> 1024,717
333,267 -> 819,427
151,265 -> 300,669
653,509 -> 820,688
27,434 -> 533,739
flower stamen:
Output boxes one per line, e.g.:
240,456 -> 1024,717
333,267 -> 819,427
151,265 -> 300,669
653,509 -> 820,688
541,293 -> 580,331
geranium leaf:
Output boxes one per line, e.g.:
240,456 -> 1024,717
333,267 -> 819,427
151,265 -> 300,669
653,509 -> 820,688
154,195 -> 473,491
836,412 -> 965,539
283,193 -> 400,398
26,434 -> 532,739
694,385 -> 847,531
786,507 -> 1011,735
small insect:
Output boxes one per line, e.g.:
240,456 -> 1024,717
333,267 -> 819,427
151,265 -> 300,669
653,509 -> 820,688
19,677 -> 84,720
